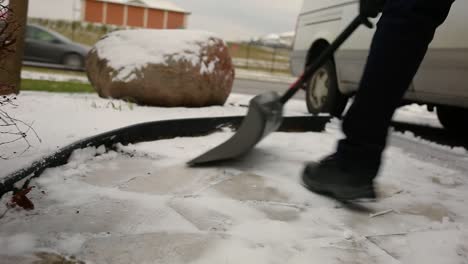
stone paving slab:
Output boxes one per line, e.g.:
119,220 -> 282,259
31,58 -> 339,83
1,132 -> 467,263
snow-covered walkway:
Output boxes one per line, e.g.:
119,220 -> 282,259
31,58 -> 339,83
1,92 -> 467,263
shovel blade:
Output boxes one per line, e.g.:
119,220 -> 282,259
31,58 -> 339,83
188,92 -> 283,166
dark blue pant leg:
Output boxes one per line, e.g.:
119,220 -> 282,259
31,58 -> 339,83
336,0 -> 455,171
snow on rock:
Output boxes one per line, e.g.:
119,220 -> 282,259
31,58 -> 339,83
87,30 -> 235,107
94,30 -> 217,82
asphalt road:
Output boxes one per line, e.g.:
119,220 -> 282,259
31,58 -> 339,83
232,78 -> 305,100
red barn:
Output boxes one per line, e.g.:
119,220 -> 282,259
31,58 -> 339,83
81,0 -> 190,29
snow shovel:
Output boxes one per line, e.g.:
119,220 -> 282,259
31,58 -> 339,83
189,15 -> 368,166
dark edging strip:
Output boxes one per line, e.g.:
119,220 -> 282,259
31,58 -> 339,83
0,115 -> 330,198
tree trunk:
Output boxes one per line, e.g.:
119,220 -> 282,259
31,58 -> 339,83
0,0 -> 28,96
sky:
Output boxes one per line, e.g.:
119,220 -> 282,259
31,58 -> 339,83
25,0 -> 303,41
168,0 -> 303,40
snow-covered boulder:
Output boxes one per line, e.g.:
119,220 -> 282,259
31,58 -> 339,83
86,30 -> 234,107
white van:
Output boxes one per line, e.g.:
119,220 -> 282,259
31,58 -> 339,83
291,0 -> 468,132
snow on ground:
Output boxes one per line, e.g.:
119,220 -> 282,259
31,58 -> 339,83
0,91 -> 306,178
392,104 -> 467,155
21,71 -> 89,83
21,67 -> 296,84
393,104 -> 442,128
1,92 -> 467,263
235,68 -> 296,83
233,58 -> 290,71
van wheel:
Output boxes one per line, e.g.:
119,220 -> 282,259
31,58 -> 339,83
436,106 -> 468,134
305,59 -> 347,117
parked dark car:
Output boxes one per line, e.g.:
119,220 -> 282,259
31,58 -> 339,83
24,24 -> 90,69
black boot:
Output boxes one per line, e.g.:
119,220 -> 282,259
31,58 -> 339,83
302,154 -> 378,201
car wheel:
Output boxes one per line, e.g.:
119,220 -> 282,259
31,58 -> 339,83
63,54 -> 83,69
436,105 -> 468,134
305,59 -> 347,117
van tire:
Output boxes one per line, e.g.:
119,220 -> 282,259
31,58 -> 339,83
305,59 -> 347,117
436,106 -> 468,134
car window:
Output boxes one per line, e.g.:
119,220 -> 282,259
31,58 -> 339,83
26,26 -> 58,43
25,26 -> 36,39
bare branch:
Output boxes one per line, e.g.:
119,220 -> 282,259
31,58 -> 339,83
0,2 -> 18,62
0,2 -> 39,158
0,96 -> 42,159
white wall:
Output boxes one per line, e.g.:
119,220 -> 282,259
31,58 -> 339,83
28,0 -> 82,21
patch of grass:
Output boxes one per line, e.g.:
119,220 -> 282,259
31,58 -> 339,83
21,79 -> 95,93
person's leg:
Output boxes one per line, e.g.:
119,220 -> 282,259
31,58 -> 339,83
302,0 -> 455,200
338,0 -> 455,165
